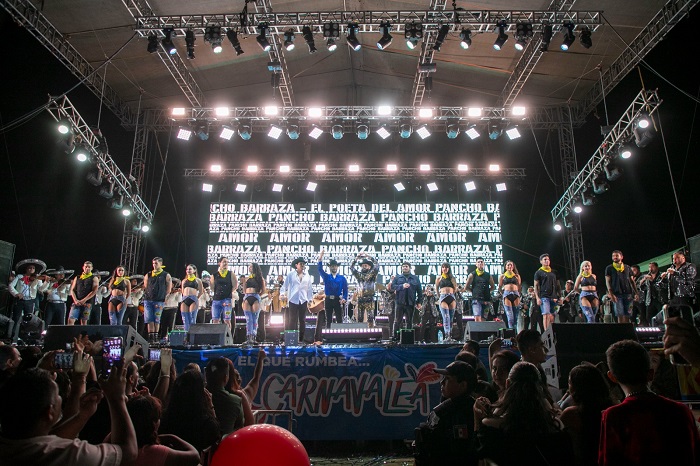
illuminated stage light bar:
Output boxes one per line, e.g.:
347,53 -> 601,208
268,125 -> 283,139
272,183 -> 283,192
235,183 -> 247,192
416,125 -> 431,139
465,181 -> 476,191
465,126 -> 480,139
202,183 -> 213,192
512,106 -> 526,116
215,107 -> 230,117
172,107 -> 186,116
458,164 -> 469,171
418,108 -> 433,118
427,182 -> 438,191
467,107 -> 482,117
315,164 -> 326,172
279,165 -> 290,173
376,125 -> 391,139
308,107 -> 323,117
394,182 -> 405,191
348,164 -> 360,172
219,126 -> 235,140
211,164 -> 222,172
309,126 -> 323,139
306,181 -> 317,191
247,165 -> 258,173
489,164 -> 500,172
177,127 -> 192,140
264,106 -> 279,115
419,164 -> 430,171
321,327 -> 383,343
377,105 -> 392,115
387,164 -> 397,172
496,183 -> 507,191
505,127 -> 521,139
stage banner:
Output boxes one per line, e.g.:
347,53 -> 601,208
172,345 -> 459,440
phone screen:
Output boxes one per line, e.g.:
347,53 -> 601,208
149,348 -> 161,361
102,337 -> 123,375
54,352 -> 74,369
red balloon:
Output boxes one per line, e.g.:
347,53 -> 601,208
211,424 -> 310,466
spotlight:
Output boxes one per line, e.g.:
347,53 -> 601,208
540,23 -> 553,51
161,28 -> 177,55
619,143 -> 633,159
326,38 -> 337,51
416,125 -> 431,139
309,126 -> 323,139
122,207 -> 132,217
211,164 -> 222,172
459,28 -> 472,49
493,20 -> 508,51
418,108 -> 433,118
302,26 -> 317,53
201,183 -> 213,193
99,181 -> 115,199
553,222 -> 563,232
488,121 -> 502,140
308,107 -> 323,118
432,24 -> 449,51
279,165 -> 290,173
283,29 -> 296,51
387,164 -> 398,171
236,183 -> 247,192
205,26 -> 223,53
257,23 -> 271,51
264,106 -> 279,116
57,120 -> 71,134
446,121 -> 460,138
147,34 -> 158,53
219,125 -> 235,140
268,125 -> 283,139
356,121 -> 370,140
579,26 -> 592,49
346,23 -> 361,51
505,126 -> 521,140
419,164 -> 431,171
581,190 -> 596,206
465,124 -> 480,139
496,183 -> 507,191
196,124 -> 209,141
286,120 -> 300,140
457,164 -> 469,171
74,145 -> 89,162
247,165 -> 258,173
604,161 -> 622,181
637,114 -> 651,129
111,194 -> 125,208
226,30 -> 244,55
238,121 -> 252,140
86,169 -> 102,186
465,181 -> 476,191
634,117 -> 656,147
489,164 -> 500,172
376,124 -> 391,139
323,22 -> 340,38
181,30 -> 195,59
171,107 -> 186,116
573,203 -> 583,214
141,224 -> 151,233
394,182 -> 405,191
399,120 -> 412,139
315,164 -> 326,172
331,120 -> 344,139
272,183 -> 283,192
306,181 -> 317,192
427,182 -> 438,192
592,175 -> 608,195
561,22 -> 575,51
405,21 -> 423,49
349,164 -> 360,172
377,21 -> 393,50
514,22 -> 532,51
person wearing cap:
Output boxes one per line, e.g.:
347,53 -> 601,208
280,257 -> 314,343
414,361 -> 478,465
317,250 -> 348,329
9,259 -> 47,340
388,261 -> 422,341
68,261 -> 99,326
42,266 -> 72,326
350,252 -> 380,325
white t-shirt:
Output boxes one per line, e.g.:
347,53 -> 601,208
0,435 -> 122,466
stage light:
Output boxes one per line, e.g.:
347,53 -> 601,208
634,116 -> 656,147
172,107 -> 186,116
219,125 -> 235,140
257,23 -> 271,51
465,181 -> 476,191
460,28 -> 472,49
315,164 -> 326,172
573,203 -> 583,214
416,125 -> 431,139
309,126 -> 323,139
418,108 -> 433,118
465,125 -> 480,139
489,164 -> 500,172
419,164 -> 430,171
505,126 -> 521,140
196,124 -> 209,141
308,107 -> 323,118
540,23 -> 553,51
161,28 -> 177,55
387,164 -> 398,172
272,183 -> 283,192
349,164 -> 360,172
512,106 -> 526,116
110,194 -> 124,208
433,24 -> 449,51
286,120 -> 300,139
446,121 -> 460,138
356,121 -> 370,140
86,169 -> 102,186
581,191 -> 596,206
493,20 -> 508,51
99,180 -> 115,199
458,164 -> 469,171
283,29 -> 296,51
496,183 -> 507,191
185,30 -> 196,57
377,105 -> 392,116
236,183 -> 247,192
467,107 -> 482,117
247,165 -> 258,173
377,21 -> 393,50
324,22 -> 339,51
514,22 -> 532,51
205,26 -> 223,53
57,121 -> 71,134
261,106 -> 277,116
579,26 -> 592,49
301,25 -> 317,53
211,164 -> 222,172
226,30 -> 244,55
553,222 -> 562,232
488,121 -> 502,140
592,175 -> 608,195
268,125 -> 283,139
141,223 -> 151,233
619,144 -> 633,159
331,120 -> 344,139
201,183 -> 213,193
214,107 -> 229,117
279,165 -> 290,173
376,125 -> 391,139
326,37 -> 338,51
394,182 -> 405,191
561,22 -> 575,51
405,21 -> 423,49
176,127 -> 192,141
238,122 -> 252,140
399,120 -> 412,138
306,181 -> 317,191
346,23 -> 361,51
427,182 -> 438,192
604,161 -> 622,181
147,34 -> 158,53
122,207 -> 132,217
74,146 -> 89,162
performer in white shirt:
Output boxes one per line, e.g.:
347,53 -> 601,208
43,266 -> 73,326
9,258 -> 47,340
280,257 -> 314,344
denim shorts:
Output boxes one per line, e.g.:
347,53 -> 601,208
471,300 -> 492,317
69,303 -> 92,321
613,294 -> 634,317
212,298 -> 232,321
540,297 -> 555,315
143,300 -> 164,324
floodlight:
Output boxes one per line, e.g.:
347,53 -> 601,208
247,165 -> 258,173
141,224 -> 151,232
387,164 -> 398,171
323,23 -> 340,38
257,23 -> 271,51
122,207 -> 132,217
308,107 -> 323,117
496,183 -> 507,191
457,164 -> 469,171
460,29 -> 472,49
279,165 -> 290,173
553,223 -> 562,232
416,125 -> 431,139
57,121 -> 71,134
308,126 -> 323,139
505,126 -> 521,140
268,125 -> 283,139
419,164 -> 430,171
205,26 -> 223,53
394,182 -> 405,191
219,126 -> 235,140
465,181 -> 476,191
236,183 -> 247,192
326,38 -> 337,51
493,20 -> 508,50
215,107 -> 229,117
347,23 -> 361,51
315,164 -> 326,172
348,164 -> 360,172
211,164 -> 222,172
427,182 -> 438,192
561,22 -> 575,51
171,107 -> 186,116
377,21 -> 393,50
465,125 -> 480,139
377,105 -> 391,116
514,22 -> 532,51
226,30 -> 244,55
405,21 -> 423,49
467,107 -> 482,117
306,181 -> 317,191
376,125 -> 391,139
272,183 -> 283,192
489,164 -> 500,172
161,28 -> 177,55
283,29 -> 296,51
432,24 -> 449,51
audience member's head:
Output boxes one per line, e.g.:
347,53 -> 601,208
463,340 -> 481,356
205,357 -> 230,388
490,350 -> 521,391
568,362 -> 613,408
139,360 -> 155,380
497,361 -> 555,434
184,362 -> 202,374
606,339 -> 651,387
516,330 -> 547,364
434,361 -> 476,400
0,345 -> 21,374
127,394 -> 162,448
0,368 -> 59,438
163,370 -> 213,423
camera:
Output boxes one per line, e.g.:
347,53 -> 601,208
663,304 -> 695,365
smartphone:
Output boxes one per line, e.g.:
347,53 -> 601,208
55,352 -> 74,369
502,338 -> 514,348
149,348 -> 161,361
102,337 -> 123,375
663,304 -> 695,365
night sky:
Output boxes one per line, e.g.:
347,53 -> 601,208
1,8 -> 698,285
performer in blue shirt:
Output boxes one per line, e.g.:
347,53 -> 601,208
318,250 -> 349,328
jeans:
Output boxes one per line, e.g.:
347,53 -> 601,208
44,302 -> 66,326
69,303 -> 92,321
143,300 -> 164,324
109,307 -> 125,325
211,298 -> 232,321
613,294 -> 633,317
244,309 -> 261,336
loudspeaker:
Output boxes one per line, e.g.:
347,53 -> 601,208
168,330 -> 187,346
44,325 -> 148,354
188,323 -> 233,346
399,329 -> 415,345
0,240 -> 15,288
284,330 -> 298,346
541,323 -> 637,389
466,321 -> 505,342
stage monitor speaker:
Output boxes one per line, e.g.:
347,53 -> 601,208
466,321 -> 505,342
541,323 -> 637,389
189,323 -> 233,346
399,329 -> 415,345
44,325 -> 148,355
0,240 -> 15,289
283,330 -> 298,346
321,327 -> 383,343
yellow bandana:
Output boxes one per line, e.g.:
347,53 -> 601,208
151,268 -> 164,277
186,275 -> 196,282
114,276 -> 129,286
504,271 -> 515,279
80,273 -> 93,280
612,262 -> 625,273
539,266 -> 551,273
581,272 -> 591,278
475,269 -> 484,276
441,273 -> 448,279
219,269 -> 228,278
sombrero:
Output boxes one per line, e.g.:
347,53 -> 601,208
15,258 -> 47,275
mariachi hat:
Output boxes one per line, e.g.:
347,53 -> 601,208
15,258 -> 47,275
433,361 -> 476,383
201,270 -> 211,279
291,257 -> 307,267
172,278 -> 182,287
328,259 -> 340,267
46,266 -> 74,276
359,258 -> 373,266
94,270 -> 110,277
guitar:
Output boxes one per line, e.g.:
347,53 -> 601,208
307,294 -> 326,314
